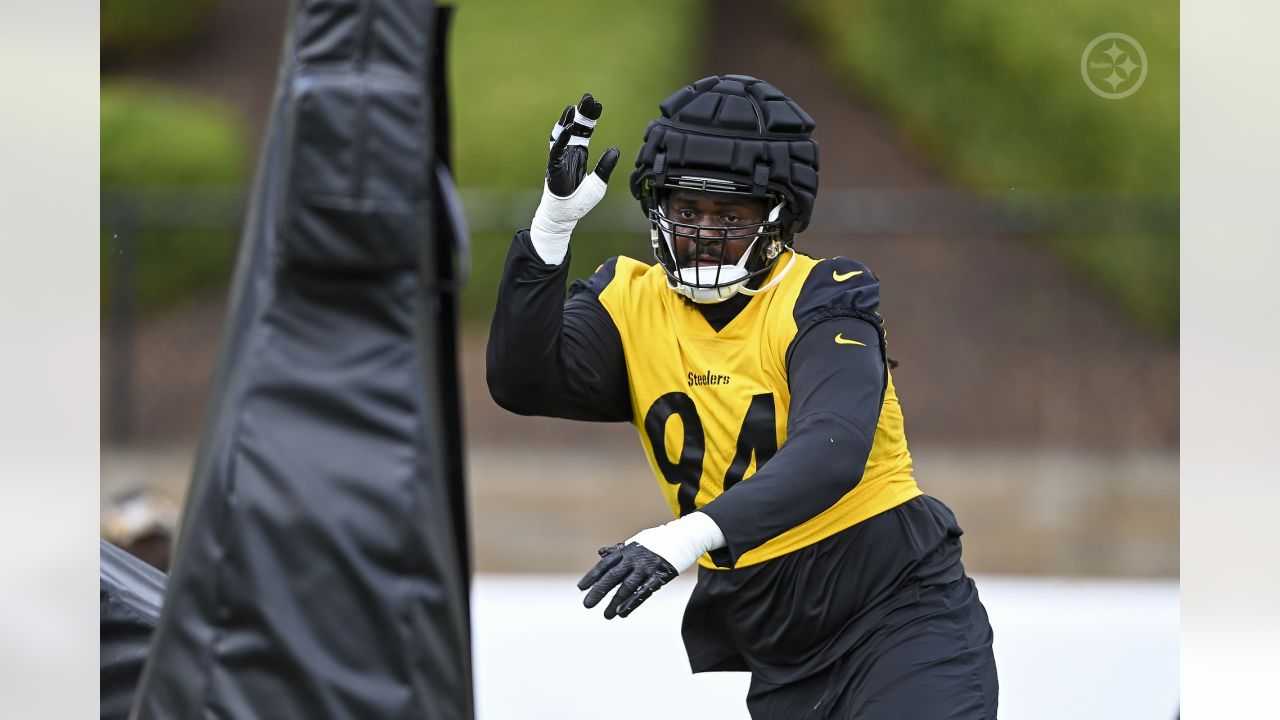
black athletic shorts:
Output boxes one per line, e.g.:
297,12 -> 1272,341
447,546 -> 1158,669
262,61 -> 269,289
682,494 -> 998,719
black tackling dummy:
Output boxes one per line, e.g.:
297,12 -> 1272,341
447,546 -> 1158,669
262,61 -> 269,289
128,2 -> 473,718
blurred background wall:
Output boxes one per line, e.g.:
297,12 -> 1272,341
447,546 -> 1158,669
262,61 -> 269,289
100,0 -> 1177,578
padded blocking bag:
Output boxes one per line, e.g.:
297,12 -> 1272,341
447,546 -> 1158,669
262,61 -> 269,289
130,1 -> 473,718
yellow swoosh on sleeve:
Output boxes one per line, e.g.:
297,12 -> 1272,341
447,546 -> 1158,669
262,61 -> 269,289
833,269 -> 864,282
834,333 -> 866,346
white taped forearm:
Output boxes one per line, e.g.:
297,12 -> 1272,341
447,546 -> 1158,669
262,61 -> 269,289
627,511 -> 727,574
528,173 -> 607,265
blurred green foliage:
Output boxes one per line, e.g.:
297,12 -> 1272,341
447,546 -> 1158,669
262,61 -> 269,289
102,82 -> 247,186
101,81 -> 249,313
100,0 -> 701,318
790,0 -> 1178,335
102,0 -> 218,62
446,0 -> 703,320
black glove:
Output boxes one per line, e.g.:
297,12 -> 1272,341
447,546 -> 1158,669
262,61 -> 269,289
546,92 -> 619,197
577,542 -> 678,619
529,93 -> 620,265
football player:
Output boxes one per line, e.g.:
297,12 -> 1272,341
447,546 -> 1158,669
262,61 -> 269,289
487,76 -> 998,718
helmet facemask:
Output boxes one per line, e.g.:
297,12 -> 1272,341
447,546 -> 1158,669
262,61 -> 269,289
647,177 -> 793,304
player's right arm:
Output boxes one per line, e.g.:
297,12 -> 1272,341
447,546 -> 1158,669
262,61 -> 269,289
486,94 -> 628,422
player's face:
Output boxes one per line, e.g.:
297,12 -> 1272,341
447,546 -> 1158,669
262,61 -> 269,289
666,190 -> 769,267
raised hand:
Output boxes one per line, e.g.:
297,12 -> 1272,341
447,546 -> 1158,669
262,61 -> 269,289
528,93 -> 620,265
547,93 -> 619,195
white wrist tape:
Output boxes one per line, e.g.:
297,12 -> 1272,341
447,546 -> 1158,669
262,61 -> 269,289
627,511 -> 727,574
528,172 -> 608,265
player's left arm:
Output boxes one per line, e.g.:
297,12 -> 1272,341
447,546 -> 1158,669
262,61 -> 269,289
684,259 -> 889,567
695,314 -> 885,567
575,316 -> 883,615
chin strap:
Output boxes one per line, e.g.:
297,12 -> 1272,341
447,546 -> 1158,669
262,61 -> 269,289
737,247 -> 797,296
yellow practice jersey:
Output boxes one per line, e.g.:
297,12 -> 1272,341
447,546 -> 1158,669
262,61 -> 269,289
594,253 -> 921,569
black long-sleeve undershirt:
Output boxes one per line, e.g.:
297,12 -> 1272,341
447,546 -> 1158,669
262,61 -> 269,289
700,314 -> 883,566
486,232 -> 630,422
487,231 -> 887,566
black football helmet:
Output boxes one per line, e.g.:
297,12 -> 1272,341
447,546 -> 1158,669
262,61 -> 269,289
629,75 -> 819,302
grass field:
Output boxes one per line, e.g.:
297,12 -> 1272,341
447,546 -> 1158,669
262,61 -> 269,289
789,0 -> 1179,335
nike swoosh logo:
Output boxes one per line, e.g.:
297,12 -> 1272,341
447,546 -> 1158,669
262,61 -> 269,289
834,333 -> 866,346
833,270 -> 864,282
